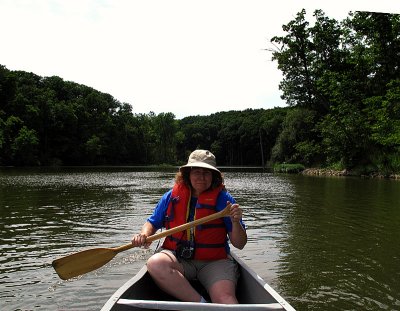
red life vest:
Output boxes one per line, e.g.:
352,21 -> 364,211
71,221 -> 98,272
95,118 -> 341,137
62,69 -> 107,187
162,183 -> 228,260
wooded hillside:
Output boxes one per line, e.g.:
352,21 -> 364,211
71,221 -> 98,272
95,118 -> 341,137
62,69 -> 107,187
1,11 -> 399,175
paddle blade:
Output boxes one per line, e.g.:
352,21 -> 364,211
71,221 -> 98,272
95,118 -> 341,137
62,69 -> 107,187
52,247 -> 117,280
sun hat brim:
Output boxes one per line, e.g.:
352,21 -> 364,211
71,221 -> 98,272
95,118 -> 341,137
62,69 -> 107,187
179,149 -> 221,175
179,162 -> 221,173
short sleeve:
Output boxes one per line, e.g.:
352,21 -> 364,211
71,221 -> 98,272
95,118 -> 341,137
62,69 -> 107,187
146,190 -> 172,229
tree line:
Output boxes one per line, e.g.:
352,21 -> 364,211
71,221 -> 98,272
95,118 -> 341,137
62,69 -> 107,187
1,11 -> 399,175
0,64 -> 284,167
269,10 -> 400,174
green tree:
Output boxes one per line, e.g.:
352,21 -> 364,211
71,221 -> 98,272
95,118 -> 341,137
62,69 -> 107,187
85,134 -> 102,164
364,80 -> 400,173
154,112 -> 177,164
271,10 -> 317,112
0,65 -> 16,110
270,10 -> 400,172
135,112 -> 157,164
2,116 -> 24,164
0,115 -> 4,164
271,108 -> 317,165
259,108 -> 287,164
11,126 -> 39,165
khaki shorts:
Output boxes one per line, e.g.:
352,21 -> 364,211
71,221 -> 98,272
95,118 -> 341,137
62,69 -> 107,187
160,249 -> 240,291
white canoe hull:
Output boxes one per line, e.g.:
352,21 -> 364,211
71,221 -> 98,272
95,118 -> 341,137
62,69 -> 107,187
101,252 -> 295,311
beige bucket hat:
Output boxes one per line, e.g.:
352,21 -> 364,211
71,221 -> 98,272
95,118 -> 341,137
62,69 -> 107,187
180,150 -> 221,174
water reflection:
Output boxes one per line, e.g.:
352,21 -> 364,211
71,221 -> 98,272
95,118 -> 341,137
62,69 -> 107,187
1,168 -> 399,310
277,175 -> 400,310
224,172 -> 297,290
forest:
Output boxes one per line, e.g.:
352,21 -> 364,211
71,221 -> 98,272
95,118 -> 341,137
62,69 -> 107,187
1,11 -> 399,175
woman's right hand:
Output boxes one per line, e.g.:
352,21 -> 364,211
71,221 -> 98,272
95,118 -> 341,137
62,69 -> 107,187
131,233 -> 151,248
131,221 -> 156,248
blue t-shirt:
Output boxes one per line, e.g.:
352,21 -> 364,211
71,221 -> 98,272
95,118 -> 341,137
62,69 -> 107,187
147,189 -> 245,232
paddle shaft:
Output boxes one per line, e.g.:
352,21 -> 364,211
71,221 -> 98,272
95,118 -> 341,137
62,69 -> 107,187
113,204 -> 231,253
52,204 -> 231,279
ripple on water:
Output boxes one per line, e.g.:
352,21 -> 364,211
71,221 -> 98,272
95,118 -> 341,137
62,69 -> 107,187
1,169 -> 400,311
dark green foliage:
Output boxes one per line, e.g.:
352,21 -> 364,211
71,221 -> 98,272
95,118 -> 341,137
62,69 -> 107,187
11,126 -> 39,165
1,11 -> 399,174
0,66 -> 160,166
0,64 -> 284,167
177,108 -> 287,166
270,10 -> 400,173
273,163 -> 305,174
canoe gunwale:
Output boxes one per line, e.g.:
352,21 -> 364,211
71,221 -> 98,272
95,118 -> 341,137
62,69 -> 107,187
101,251 -> 296,311
118,299 -> 285,310
232,253 -> 295,311
101,264 -> 149,310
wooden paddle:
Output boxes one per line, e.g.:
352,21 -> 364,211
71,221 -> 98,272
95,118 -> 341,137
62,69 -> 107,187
52,205 -> 231,280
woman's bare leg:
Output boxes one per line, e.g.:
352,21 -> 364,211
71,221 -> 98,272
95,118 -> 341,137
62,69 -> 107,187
146,251 -> 202,302
208,279 -> 238,304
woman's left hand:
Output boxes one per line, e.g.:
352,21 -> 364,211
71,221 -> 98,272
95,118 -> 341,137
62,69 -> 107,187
228,201 -> 242,223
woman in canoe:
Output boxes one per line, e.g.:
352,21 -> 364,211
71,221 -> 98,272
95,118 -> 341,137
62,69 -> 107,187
131,149 -> 247,304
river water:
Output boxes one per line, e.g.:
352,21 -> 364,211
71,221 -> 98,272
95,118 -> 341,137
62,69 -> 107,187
1,167 -> 399,310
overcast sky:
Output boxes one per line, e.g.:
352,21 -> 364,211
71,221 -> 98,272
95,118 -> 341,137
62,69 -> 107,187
1,0 -> 399,119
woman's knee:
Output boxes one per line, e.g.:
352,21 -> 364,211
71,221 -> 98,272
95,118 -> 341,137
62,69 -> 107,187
147,251 -> 180,276
147,253 -> 167,274
209,280 -> 238,304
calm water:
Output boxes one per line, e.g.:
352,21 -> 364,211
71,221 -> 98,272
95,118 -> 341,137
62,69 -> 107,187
1,167 -> 399,311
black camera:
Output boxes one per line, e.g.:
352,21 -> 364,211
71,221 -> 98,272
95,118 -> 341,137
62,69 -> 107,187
176,242 -> 195,259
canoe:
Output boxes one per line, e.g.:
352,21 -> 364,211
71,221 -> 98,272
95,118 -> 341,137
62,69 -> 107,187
101,252 -> 296,311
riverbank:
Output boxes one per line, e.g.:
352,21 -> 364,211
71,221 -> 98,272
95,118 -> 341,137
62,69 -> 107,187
302,168 -> 400,180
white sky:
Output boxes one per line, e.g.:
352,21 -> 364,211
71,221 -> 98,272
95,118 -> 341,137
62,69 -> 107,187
1,0 -> 399,119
